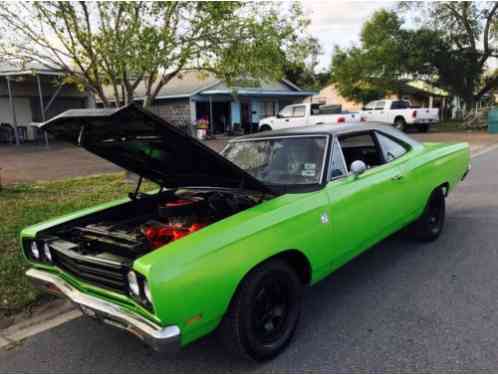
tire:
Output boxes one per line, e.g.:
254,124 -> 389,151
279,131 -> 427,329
417,124 -> 429,133
259,125 -> 272,132
219,259 -> 303,361
393,117 -> 406,131
409,187 -> 446,242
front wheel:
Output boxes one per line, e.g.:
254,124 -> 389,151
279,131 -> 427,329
219,259 -> 303,361
409,187 -> 445,241
259,125 -> 272,132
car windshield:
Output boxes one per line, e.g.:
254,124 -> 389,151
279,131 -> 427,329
222,136 -> 328,186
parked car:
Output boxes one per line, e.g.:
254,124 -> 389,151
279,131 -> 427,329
23,105 -> 470,361
360,99 -> 439,132
258,103 -> 361,132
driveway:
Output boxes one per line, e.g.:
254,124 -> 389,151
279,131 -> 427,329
0,147 -> 497,372
1,131 -> 497,185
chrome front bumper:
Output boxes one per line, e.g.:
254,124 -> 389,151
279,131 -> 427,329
26,268 -> 181,353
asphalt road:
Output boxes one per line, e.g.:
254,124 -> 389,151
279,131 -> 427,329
1,149 -> 498,373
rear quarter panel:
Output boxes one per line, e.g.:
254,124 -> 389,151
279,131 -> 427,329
399,141 -> 470,220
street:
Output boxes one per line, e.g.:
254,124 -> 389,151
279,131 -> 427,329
1,148 -> 497,373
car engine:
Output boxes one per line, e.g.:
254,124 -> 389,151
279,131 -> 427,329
60,190 -> 260,258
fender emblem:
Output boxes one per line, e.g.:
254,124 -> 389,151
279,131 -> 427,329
320,212 -> 329,224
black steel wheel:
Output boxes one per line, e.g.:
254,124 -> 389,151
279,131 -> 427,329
409,187 -> 446,241
219,259 -> 303,361
394,117 -> 406,131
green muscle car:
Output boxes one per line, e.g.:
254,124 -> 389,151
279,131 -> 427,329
21,105 -> 470,361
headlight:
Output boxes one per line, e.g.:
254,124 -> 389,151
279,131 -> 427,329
144,280 -> 153,304
127,271 -> 140,296
43,243 -> 52,262
30,241 -> 40,259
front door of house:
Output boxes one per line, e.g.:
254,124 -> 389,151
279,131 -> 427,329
241,102 -> 251,134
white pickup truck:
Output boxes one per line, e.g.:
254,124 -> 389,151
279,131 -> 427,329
258,103 -> 360,132
360,99 -> 439,132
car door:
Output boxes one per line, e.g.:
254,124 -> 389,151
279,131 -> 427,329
322,131 -> 406,270
374,100 -> 386,123
374,130 -> 414,220
275,105 -> 293,129
291,105 -> 307,126
363,101 -> 376,122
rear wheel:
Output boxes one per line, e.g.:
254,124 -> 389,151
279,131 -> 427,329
393,117 -> 406,131
409,187 -> 445,241
417,124 -> 429,133
219,259 -> 303,361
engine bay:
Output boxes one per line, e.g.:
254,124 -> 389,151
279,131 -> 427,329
55,189 -> 262,260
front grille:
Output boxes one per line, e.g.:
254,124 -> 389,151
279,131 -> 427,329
51,248 -> 129,294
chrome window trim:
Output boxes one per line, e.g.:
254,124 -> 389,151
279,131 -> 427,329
328,136 -> 349,182
374,130 -> 411,163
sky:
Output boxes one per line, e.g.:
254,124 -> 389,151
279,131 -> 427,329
301,1 -> 396,70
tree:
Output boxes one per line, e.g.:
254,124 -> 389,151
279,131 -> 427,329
331,4 -> 498,109
330,10 -> 414,104
0,2 -> 315,108
400,2 -> 498,108
281,37 -> 329,91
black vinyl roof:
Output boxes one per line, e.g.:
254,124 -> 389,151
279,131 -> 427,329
232,123 -> 421,148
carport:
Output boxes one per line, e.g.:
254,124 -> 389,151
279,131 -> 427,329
0,65 -> 91,147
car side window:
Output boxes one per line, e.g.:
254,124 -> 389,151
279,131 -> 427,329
364,101 -> 376,111
338,132 -> 384,171
279,106 -> 293,118
292,106 -> 306,118
375,101 -> 385,110
328,138 -> 347,180
390,100 -> 409,109
376,132 -> 409,162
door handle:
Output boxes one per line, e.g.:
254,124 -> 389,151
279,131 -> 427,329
392,174 -> 403,181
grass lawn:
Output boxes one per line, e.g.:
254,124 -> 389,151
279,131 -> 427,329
429,120 -> 487,133
0,174 -> 157,313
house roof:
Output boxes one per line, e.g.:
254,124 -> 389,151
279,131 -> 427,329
101,70 -> 315,102
0,63 -> 65,77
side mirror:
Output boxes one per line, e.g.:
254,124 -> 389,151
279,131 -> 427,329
350,160 -> 367,178
276,113 -> 283,119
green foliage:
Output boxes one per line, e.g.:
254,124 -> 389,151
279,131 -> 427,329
0,174 -> 157,310
331,3 -> 498,107
330,10 -> 410,104
399,2 -> 498,107
0,2 -> 316,108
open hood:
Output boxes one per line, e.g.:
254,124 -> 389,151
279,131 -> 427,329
41,104 -> 273,194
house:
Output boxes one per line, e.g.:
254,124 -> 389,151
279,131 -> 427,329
0,63 -> 92,145
103,70 -> 315,134
314,84 -> 363,112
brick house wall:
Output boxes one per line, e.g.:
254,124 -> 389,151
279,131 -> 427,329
150,98 -> 191,127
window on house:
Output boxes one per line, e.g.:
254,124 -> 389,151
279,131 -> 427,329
264,101 -> 276,116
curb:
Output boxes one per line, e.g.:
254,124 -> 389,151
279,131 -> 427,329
471,143 -> 498,159
0,300 -> 81,350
